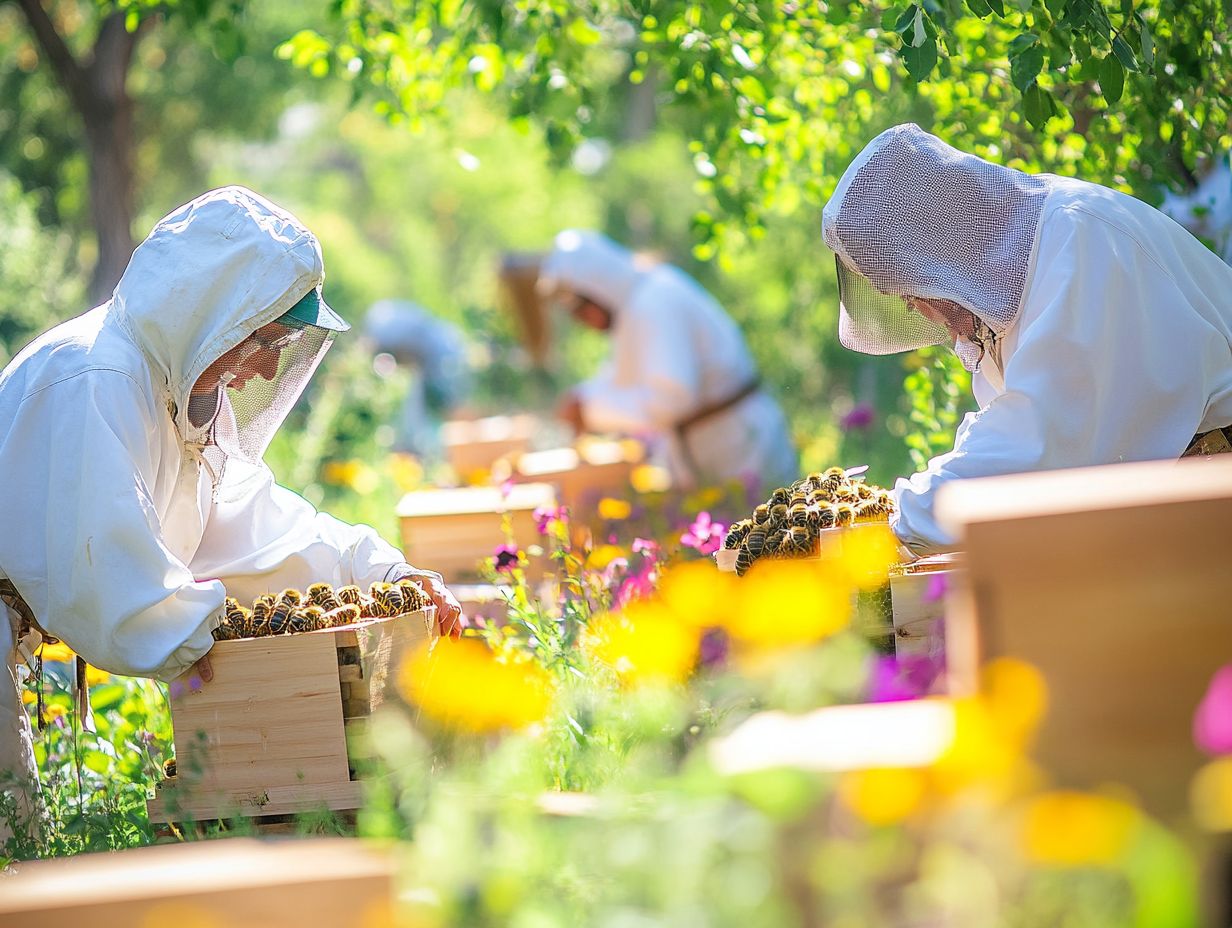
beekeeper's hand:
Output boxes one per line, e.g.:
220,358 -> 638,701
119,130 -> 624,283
556,391 -> 586,435
389,565 -> 464,639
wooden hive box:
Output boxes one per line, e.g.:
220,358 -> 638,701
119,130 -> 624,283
442,414 -> 536,481
147,607 -> 434,824
511,440 -> 645,532
397,482 -> 557,583
0,838 -> 396,928
888,554 -> 962,659
936,456 -> 1232,819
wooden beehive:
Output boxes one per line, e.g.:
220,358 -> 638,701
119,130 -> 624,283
509,439 -> 645,531
936,456 -> 1232,819
888,554 -> 961,659
0,838 -> 396,928
441,413 -> 536,480
147,608 -> 434,824
396,482 -> 557,583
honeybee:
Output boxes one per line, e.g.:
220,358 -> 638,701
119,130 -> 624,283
337,585 -> 363,606
769,503 -> 789,526
752,504 -> 771,525
735,548 -> 754,576
396,580 -> 430,612
788,503 -> 810,527
324,604 -> 362,628
250,599 -> 271,634
832,485 -> 858,503
724,519 -> 753,549
380,584 -> 406,616
770,487 -> 791,507
766,528 -> 788,552
744,528 -> 767,558
816,503 -> 837,530
212,621 -> 239,641
277,588 -> 303,608
833,502 -> 857,527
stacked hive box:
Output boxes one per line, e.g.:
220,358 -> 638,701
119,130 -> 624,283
146,605 -> 435,825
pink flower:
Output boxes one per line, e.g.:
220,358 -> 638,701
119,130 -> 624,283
491,543 -> 521,574
867,654 -> 942,703
840,402 -> 876,432
680,511 -> 727,555
533,505 -> 567,534
1195,664 -> 1232,755
631,537 -> 658,556
499,477 -> 515,499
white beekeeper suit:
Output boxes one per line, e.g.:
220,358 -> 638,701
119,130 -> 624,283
0,186 -> 453,842
822,124 -> 1232,553
540,230 -> 798,490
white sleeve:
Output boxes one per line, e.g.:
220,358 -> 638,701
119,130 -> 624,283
190,459 -> 407,604
577,298 -> 699,433
893,206 -> 1216,552
0,372 -> 222,680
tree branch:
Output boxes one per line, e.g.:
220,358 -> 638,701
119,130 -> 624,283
12,0 -> 90,112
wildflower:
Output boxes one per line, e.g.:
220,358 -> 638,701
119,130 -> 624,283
1020,791 -> 1140,866
631,537 -> 658,556
698,627 -> 730,669
630,463 -> 671,494
839,402 -> 876,431
680,511 -> 727,555
587,601 -> 699,685
868,654 -> 941,703
658,560 -> 737,629
839,767 -> 928,826
499,477 -> 515,499
491,544 -> 521,574
726,559 -> 851,649
322,459 -> 380,494
85,664 -> 110,687
924,572 -> 947,603
586,545 -> 627,571
389,452 -> 424,492
597,497 -> 633,521
836,524 -> 900,590
1194,664 -> 1232,755
39,640 -> 74,663
21,689 -> 36,706
399,639 -> 553,734
533,504 -> 566,534
1191,757 -> 1232,831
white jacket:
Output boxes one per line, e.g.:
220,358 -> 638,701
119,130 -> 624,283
894,177 -> 1232,551
0,187 -> 407,680
542,231 -> 798,490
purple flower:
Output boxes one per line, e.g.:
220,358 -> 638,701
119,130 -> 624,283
840,402 -> 876,432
681,511 -> 727,555
492,543 -> 521,574
499,477 -> 515,499
698,627 -> 730,670
868,654 -> 942,703
631,537 -> 658,556
925,573 -> 947,603
1195,664 -> 1232,755
533,505 -> 567,534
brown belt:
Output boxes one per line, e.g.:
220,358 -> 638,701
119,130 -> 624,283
1182,425 -> 1232,458
673,378 -> 762,479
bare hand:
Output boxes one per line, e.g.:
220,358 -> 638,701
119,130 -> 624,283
408,575 -> 464,639
556,392 -> 586,435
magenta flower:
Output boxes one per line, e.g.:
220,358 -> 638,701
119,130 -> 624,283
925,573 -> 947,603
631,537 -> 659,557
868,654 -> 942,703
840,402 -> 876,432
698,627 -> 730,670
1194,664 -> 1232,755
533,505 -> 567,534
499,477 -> 515,499
681,511 -> 727,555
492,543 -> 521,574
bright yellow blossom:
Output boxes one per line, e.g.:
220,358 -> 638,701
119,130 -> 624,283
322,459 -> 381,494
85,664 -> 110,686
726,559 -> 851,649
597,497 -> 633,521
658,560 -> 738,629
586,545 -> 627,570
587,600 -> 699,685
835,524 -> 901,590
21,688 -> 36,706
839,767 -> 929,826
399,639 -> 552,734
389,452 -> 425,492
1191,757 -> 1232,832
39,640 -> 74,663
1021,790 -> 1140,866
630,464 -> 671,494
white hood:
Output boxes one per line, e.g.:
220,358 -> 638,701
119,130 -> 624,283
538,230 -> 642,312
111,186 -> 326,440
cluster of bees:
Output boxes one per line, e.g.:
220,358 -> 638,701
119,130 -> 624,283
722,467 -> 896,575
212,580 -> 430,640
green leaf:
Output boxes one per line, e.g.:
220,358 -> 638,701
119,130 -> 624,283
901,35 -> 938,79
1100,54 -> 1125,103
965,0 -> 993,15
83,749 -> 112,775
881,7 -> 902,30
1138,14 -> 1155,68
1112,33 -> 1139,71
893,4 -> 919,34
1008,32 -> 1040,53
987,0 -> 1005,13
909,6 -> 927,46
89,683 -> 126,713
566,17 -> 602,46
1023,82 -> 1047,127
1010,41 -> 1045,92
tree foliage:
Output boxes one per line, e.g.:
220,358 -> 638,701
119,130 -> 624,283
284,0 -> 1231,254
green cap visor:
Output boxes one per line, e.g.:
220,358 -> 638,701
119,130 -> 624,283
279,289 -> 350,332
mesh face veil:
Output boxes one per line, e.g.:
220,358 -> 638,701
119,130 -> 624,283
188,312 -> 335,473
822,124 -> 1053,369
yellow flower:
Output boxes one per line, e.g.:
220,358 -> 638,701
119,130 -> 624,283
323,459 -> 381,494
587,601 -> 699,685
21,688 -> 36,706
85,664 -> 110,686
586,544 -> 627,570
839,767 -> 929,826
1191,757 -> 1232,832
835,524 -> 901,590
463,467 -> 491,487
389,452 -> 425,492
726,559 -> 851,649
658,560 -> 738,629
981,657 -> 1048,744
44,703 -> 66,720
39,640 -> 75,663
630,463 -> 671,494
597,497 -> 632,521
399,640 -> 552,734
1021,790 -> 1140,866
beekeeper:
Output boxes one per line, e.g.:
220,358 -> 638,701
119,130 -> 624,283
0,186 -> 462,841
821,124 -> 1232,554
362,299 -> 472,456
538,230 -> 799,491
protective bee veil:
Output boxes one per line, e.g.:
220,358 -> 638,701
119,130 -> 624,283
821,124 -> 1053,366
